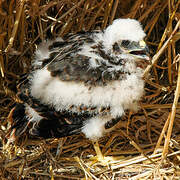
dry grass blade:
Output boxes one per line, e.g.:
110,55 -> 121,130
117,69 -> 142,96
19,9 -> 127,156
5,0 -> 25,53
161,56 -> 180,162
143,20 -> 180,78
153,113 -> 171,155
109,0 -> 119,24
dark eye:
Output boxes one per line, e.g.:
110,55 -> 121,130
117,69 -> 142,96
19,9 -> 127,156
121,40 -> 130,47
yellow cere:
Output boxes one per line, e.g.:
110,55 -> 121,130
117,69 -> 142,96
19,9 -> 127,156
139,40 -> 146,48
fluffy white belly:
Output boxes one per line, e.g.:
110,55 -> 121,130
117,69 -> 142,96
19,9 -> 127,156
30,68 -> 144,118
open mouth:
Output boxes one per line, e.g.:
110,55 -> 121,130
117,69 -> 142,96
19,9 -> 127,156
130,50 -> 147,56
129,49 -> 150,60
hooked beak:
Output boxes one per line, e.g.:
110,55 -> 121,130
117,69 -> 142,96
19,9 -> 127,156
128,40 -> 150,61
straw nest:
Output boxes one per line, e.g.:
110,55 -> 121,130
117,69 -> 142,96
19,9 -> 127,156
0,0 -> 180,179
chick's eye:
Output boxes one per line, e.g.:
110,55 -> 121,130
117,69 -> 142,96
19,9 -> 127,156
121,40 -> 130,47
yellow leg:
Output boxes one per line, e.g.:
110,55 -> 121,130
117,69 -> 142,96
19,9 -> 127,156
90,140 -> 117,165
92,140 -> 104,161
89,140 -> 123,165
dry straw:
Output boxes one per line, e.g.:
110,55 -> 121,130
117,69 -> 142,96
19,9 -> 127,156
0,0 -> 180,179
